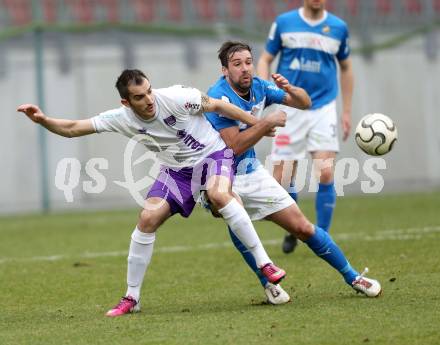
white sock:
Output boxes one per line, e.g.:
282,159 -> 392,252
126,227 -> 156,302
218,198 -> 271,267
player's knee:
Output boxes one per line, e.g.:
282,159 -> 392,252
319,168 -> 334,184
206,189 -> 230,210
138,209 -> 161,233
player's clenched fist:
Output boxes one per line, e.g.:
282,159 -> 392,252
265,110 -> 286,128
17,104 -> 46,124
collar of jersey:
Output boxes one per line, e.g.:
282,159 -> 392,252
224,77 -> 254,104
299,7 -> 328,27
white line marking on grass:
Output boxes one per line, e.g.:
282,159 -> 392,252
1,225 -> 439,265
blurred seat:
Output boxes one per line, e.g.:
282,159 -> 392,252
256,0 -> 276,22
376,0 -> 392,15
405,0 -> 422,14
226,0 -> 243,20
346,0 -> 359,16
42,0 -> 58,23
325,0 -> 336,12
435,0 -> 440,13
131,0 -> 155,22
66,0 -> 94,23
164,0 -> 182,21
97,0 -> 119,22
285,0 -> 302,11
2,0 -> 32,26
193,0 -> 216,21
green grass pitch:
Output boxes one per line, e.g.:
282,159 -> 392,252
1,192 -> 439,345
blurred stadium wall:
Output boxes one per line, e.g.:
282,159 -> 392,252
1,0 -> 439,214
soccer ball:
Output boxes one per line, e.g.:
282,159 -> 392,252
355,113 -> 397,156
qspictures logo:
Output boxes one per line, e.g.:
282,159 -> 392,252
54,141 -> 389,208
54,135 -> 233,210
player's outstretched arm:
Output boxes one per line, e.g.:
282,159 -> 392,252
17,104 -> 96,138
272,73 -> 312,110
200,94 -> 257,127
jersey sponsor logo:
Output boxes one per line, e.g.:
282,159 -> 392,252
184,102 -> 201,111
281,32 -> 341,55
267,85 -> 281,91
289,57 -> 321,73
177,129 -> 206,151
164,115 -> 177,127
275,134 -> 291,147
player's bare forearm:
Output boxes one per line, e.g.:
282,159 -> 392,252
282,85 -> 311,110
220,121 -> 274,156
42,117 -> 95,138
17,104 -> 95,138
201,94 -> 257,126
272,73 -> 311,110
339,58 -> 354,115
339,58 -> 354,140
220,110 -> 286,156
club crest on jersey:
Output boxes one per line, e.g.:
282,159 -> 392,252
164,115 -> 177,127
176,129 -> 186,139
322,25 -> 330,34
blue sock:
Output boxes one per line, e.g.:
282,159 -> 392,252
305,226 -> 358,285
316,182 -> 336,232
287,183 -> 298,202
228,226 -> 268,287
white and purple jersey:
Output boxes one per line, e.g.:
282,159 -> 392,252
91,85 -> 226,168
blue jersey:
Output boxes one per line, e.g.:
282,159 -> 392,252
265,9 -> 350,109
205,76 -> 285,175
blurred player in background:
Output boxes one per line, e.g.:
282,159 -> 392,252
205,41 -> 379,304
17,69 -> 287,317
257,0 -> 354,253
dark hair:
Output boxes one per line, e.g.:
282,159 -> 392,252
218,41 -> 252,68
115,69 -> 148,99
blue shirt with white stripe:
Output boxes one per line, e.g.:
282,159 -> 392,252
205,76 -> 285,175
265,8 -> 350,109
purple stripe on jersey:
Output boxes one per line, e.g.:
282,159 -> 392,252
146,148 -> 234,217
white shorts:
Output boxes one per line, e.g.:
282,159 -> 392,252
232,166 -> 294,221
271,100 -> 339,161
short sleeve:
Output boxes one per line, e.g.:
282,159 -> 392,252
91,108 -> 125,133
336,25 -> 350,61
260,79 -> 286,106
265,19 -> 282,56
170,85 -> 203,116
